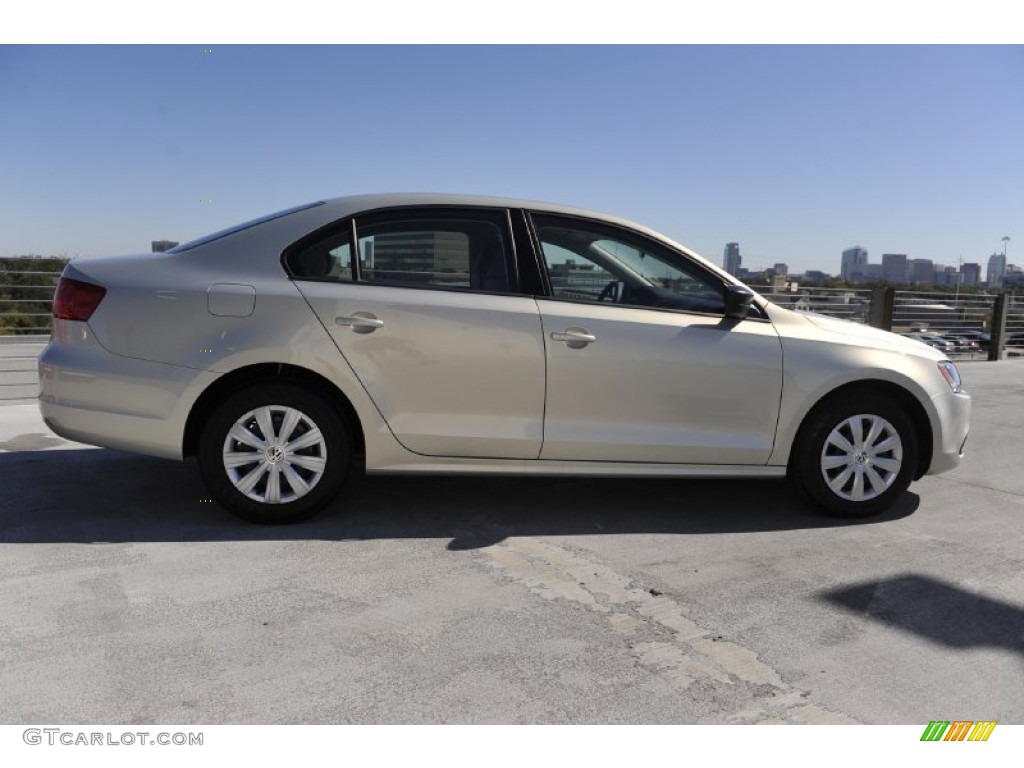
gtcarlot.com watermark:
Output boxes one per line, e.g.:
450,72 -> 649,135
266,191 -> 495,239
23,728 -> 203,747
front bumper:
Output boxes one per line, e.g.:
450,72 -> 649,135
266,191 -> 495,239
926,388 -> 971,476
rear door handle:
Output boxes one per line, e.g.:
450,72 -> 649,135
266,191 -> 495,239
551,328 -> 596,348
336,314 -> 384,334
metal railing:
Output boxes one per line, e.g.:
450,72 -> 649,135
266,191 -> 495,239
0,336 -> 45,402
2,270 -> 1022,404
0,269 -> 61,336
892,290 -> 995,333
1006,294 -> 1024,353
756,287 -> 874,324
0,268 -> 59,401
891,290 -> 997,360
745,284 -> 1022,360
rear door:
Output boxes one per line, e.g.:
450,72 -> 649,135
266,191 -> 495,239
290,207 -> 546,459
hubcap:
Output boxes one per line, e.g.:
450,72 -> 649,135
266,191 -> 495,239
820,414 -> 903,502
222,405 -> 327,504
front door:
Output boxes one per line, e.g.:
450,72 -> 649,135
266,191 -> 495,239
529,212 -> 783,465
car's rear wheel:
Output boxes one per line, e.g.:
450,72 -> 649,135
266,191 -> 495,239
790,392 -> 918,518
198,383 -> 351,524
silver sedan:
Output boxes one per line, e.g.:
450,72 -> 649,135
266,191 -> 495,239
38,194 -> 970,523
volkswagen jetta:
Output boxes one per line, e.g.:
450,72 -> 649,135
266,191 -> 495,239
38,194 -> 970,523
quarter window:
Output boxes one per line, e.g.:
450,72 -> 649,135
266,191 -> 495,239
285,229 -> 354,280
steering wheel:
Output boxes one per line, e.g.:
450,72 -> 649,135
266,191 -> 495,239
597,280 -> 620,303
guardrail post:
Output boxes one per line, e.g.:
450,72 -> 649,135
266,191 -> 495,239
988,292 -> 1008,361
868,286 -> 895,331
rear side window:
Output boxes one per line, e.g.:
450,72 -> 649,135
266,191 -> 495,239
285,208 -> 517,294
356,220 -> 507,292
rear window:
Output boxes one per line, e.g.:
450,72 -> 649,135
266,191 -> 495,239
168,201 -> 325,253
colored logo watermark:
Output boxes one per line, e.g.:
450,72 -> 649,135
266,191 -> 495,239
920,721 -> 996,741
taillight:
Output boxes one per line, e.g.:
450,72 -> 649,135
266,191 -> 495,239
53,277 -> 107,321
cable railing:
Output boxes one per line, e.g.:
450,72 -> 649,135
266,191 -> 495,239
892,290 -> 996,333
0,268 -> 59,400
1006,294 -> 1024,353
2,270 -> 1023,404
0,336 -> 45,401
753,284 -> 1019,360
755,286 -> 874,324
0,269 -> 61,336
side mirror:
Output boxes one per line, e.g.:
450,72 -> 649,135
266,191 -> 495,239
723,284 -> 756,320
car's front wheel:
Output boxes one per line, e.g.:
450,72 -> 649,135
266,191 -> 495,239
198,383 -> 351,524
790,392 -> 918,518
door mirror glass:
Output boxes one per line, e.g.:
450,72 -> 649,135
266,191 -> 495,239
724,284 -> 756,320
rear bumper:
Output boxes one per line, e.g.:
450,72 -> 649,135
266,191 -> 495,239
38,321 -> 212,460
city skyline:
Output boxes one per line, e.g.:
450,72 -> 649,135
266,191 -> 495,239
721,238 -> 1016,286
1,45 -> 1021,272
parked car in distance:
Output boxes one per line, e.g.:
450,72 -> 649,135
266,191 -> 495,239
945,330 -> 990,351
38,194 -> 971,523
902,332 -> 957,354
936,334 -> 977,353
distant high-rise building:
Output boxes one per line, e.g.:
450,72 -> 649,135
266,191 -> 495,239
908,258 -> 934,284
152,240 -> 179,252
987,253 -> 1007,287
723,242 -> 741,276
881,253 -> 907,283
935,265 -> 958,286
1004,265 -> 1024,288
961,263 -> 981,287
772,262 -> 788,276
856,264 -> 883,283
840,247 -> 868,281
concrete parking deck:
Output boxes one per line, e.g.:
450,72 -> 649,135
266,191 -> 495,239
1,362 -> 1022,724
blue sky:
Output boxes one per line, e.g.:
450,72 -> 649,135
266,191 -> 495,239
1,45 -> 1021,274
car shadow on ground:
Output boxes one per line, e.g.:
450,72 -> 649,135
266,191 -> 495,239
0,447 -> 918,546
820,574 -> 1024,656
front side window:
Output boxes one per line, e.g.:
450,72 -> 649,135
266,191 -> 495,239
531,213 -> 726,315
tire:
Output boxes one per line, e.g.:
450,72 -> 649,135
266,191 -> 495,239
789,392 -> 918,518
198,383 -> 352,524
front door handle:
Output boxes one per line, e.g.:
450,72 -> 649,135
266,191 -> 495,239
336,313 -> 384,334
551,328 -> 596,348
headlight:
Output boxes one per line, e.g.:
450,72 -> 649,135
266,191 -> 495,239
937,361 -> 962,393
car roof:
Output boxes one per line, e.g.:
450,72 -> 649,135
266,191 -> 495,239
318,193 -> 655,233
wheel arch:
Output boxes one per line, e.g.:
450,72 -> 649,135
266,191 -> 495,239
182,363 -> 366,460
787,379 -> 933,481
